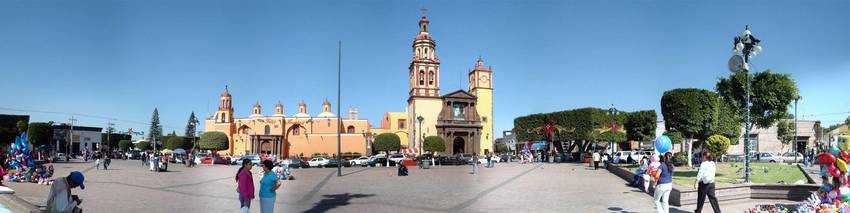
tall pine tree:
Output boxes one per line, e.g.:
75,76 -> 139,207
149,108 -> 162,150
185,112 -> 198,138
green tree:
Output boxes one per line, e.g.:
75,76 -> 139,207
185,111 -> 199,138
135,141 -> 152,151
494,143 -> 510,154
149,108 -> 162,150
16,120 -> 28,134
625,110 -> 657,142
164,136 -> 184,150
845,116 -> 850,126
118,140 -> 133,151
666,131 -> 684,145
199,132 -> 229,151
661,88 -> 721,166
705,135 -> 731,157
776,120 -> 795,153
27,122 -> 53,146
372,133 -> 401,154
423,136 -> 446,154
716,70 -> 799,129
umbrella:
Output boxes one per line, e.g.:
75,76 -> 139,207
173,148 -> 186,154
161,149 -> 173,154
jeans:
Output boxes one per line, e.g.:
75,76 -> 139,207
239,192 -> 251,208
654,183 -> 672,213
695,182 -> 720,213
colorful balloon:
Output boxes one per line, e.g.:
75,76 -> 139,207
839,159 -> 849,174
655,135 -> 672,154
821,153 -> 838,165
829,165 -> 841,178
832,145 -> 842,157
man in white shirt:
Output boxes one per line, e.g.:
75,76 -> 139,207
694,152 -> 720,213
46,171 -> 85,213
592,152 -> 601,170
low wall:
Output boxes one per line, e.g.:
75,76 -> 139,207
0,194 -> 41,213
607,165 -> 818,206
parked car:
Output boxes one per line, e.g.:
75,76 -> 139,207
753,152 -> 783,163
437,156 -> 464,165
388,154 -> 406,163
368,156 -> 391,167
235,155 -> 262,166
780,152 -> 804,163
55,153 -> 67,161
201,156 -> 230,165
125,150 -> 141,160
458,153 -> 473,163
478,155 -> 501,164
349,156 -> 371,166
282,158 -> 308,168
308,157 -> 330,168
325,159 -> 341,167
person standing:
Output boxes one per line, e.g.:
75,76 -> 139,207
471,153 -> 479,175
103,154 -> 110,170
46,171 -> 85,213
694,153 -> 720,213
485,152 -> 492,168
236,160 -> 255,213
653,153 -> 674,213
94,154 -> 101,170
259,160 -> 281,213
592,151 -> 601,170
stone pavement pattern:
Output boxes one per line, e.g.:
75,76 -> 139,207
5,159 -> 793,212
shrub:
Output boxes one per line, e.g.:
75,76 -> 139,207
672,152 -> 688,166
199,132 -> 229,151
705,135 -> 731,158
423,136 -> 446,154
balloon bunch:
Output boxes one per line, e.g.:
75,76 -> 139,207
7,132 -> 35,169
799,137 -> 850,213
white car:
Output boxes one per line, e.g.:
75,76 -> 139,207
388,154 -> 406,163
349,156 -> 370,166
780,152 -> 803,163
308,157 -> 330,167
478,155 -> 501,164
753,152 -> 783,163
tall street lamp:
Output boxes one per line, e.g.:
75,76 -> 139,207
417,116 -> 424,155
608,105 -> 618,157
794,96 -> 800,163
729,25 -> 762,183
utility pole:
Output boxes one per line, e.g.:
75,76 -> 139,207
105,120 -> 114,153
68,116 -> 77,158
337,40 -> 342,177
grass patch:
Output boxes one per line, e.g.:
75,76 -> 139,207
670,163 -> 807,188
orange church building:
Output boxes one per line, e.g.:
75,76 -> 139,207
204,87 -> 371,158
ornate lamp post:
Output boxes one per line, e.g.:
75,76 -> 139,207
729,25 -> 762,183
608,105 -> 619,157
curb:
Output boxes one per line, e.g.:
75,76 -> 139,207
0,194 -> 41,213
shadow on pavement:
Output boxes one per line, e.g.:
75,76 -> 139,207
340,167 -> 371,177
302,193 -> 375,213
607,206 -> 690,213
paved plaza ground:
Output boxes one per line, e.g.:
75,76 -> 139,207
5,159 -> 796,212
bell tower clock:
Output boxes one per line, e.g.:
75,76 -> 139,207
468,56 -> 494,154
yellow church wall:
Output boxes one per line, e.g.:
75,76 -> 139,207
474,88 -> 494,154
408,98 -> 443,150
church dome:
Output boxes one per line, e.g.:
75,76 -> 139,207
317,112 -> 336,118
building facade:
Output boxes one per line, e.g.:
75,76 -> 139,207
377,13 -> 495,155
727,119 -> 821,155
52,124 -> 102,155
371,112 -> 410,148
204,87 -> 371,158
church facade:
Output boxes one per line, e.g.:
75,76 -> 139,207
376,13 -> 495,155
204,87 -> 371,158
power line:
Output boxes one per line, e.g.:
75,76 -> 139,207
0,106 -> 183,129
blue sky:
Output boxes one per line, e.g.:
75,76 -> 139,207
1,0 -> 848,139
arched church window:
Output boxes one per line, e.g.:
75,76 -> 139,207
293,126 -> 300,135
428,71 -> 434,85
264,125 -> 270,135
419,70 -> 425,85
347,126 -> 355,134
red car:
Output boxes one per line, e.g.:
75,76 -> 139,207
201,157 -> 231,165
